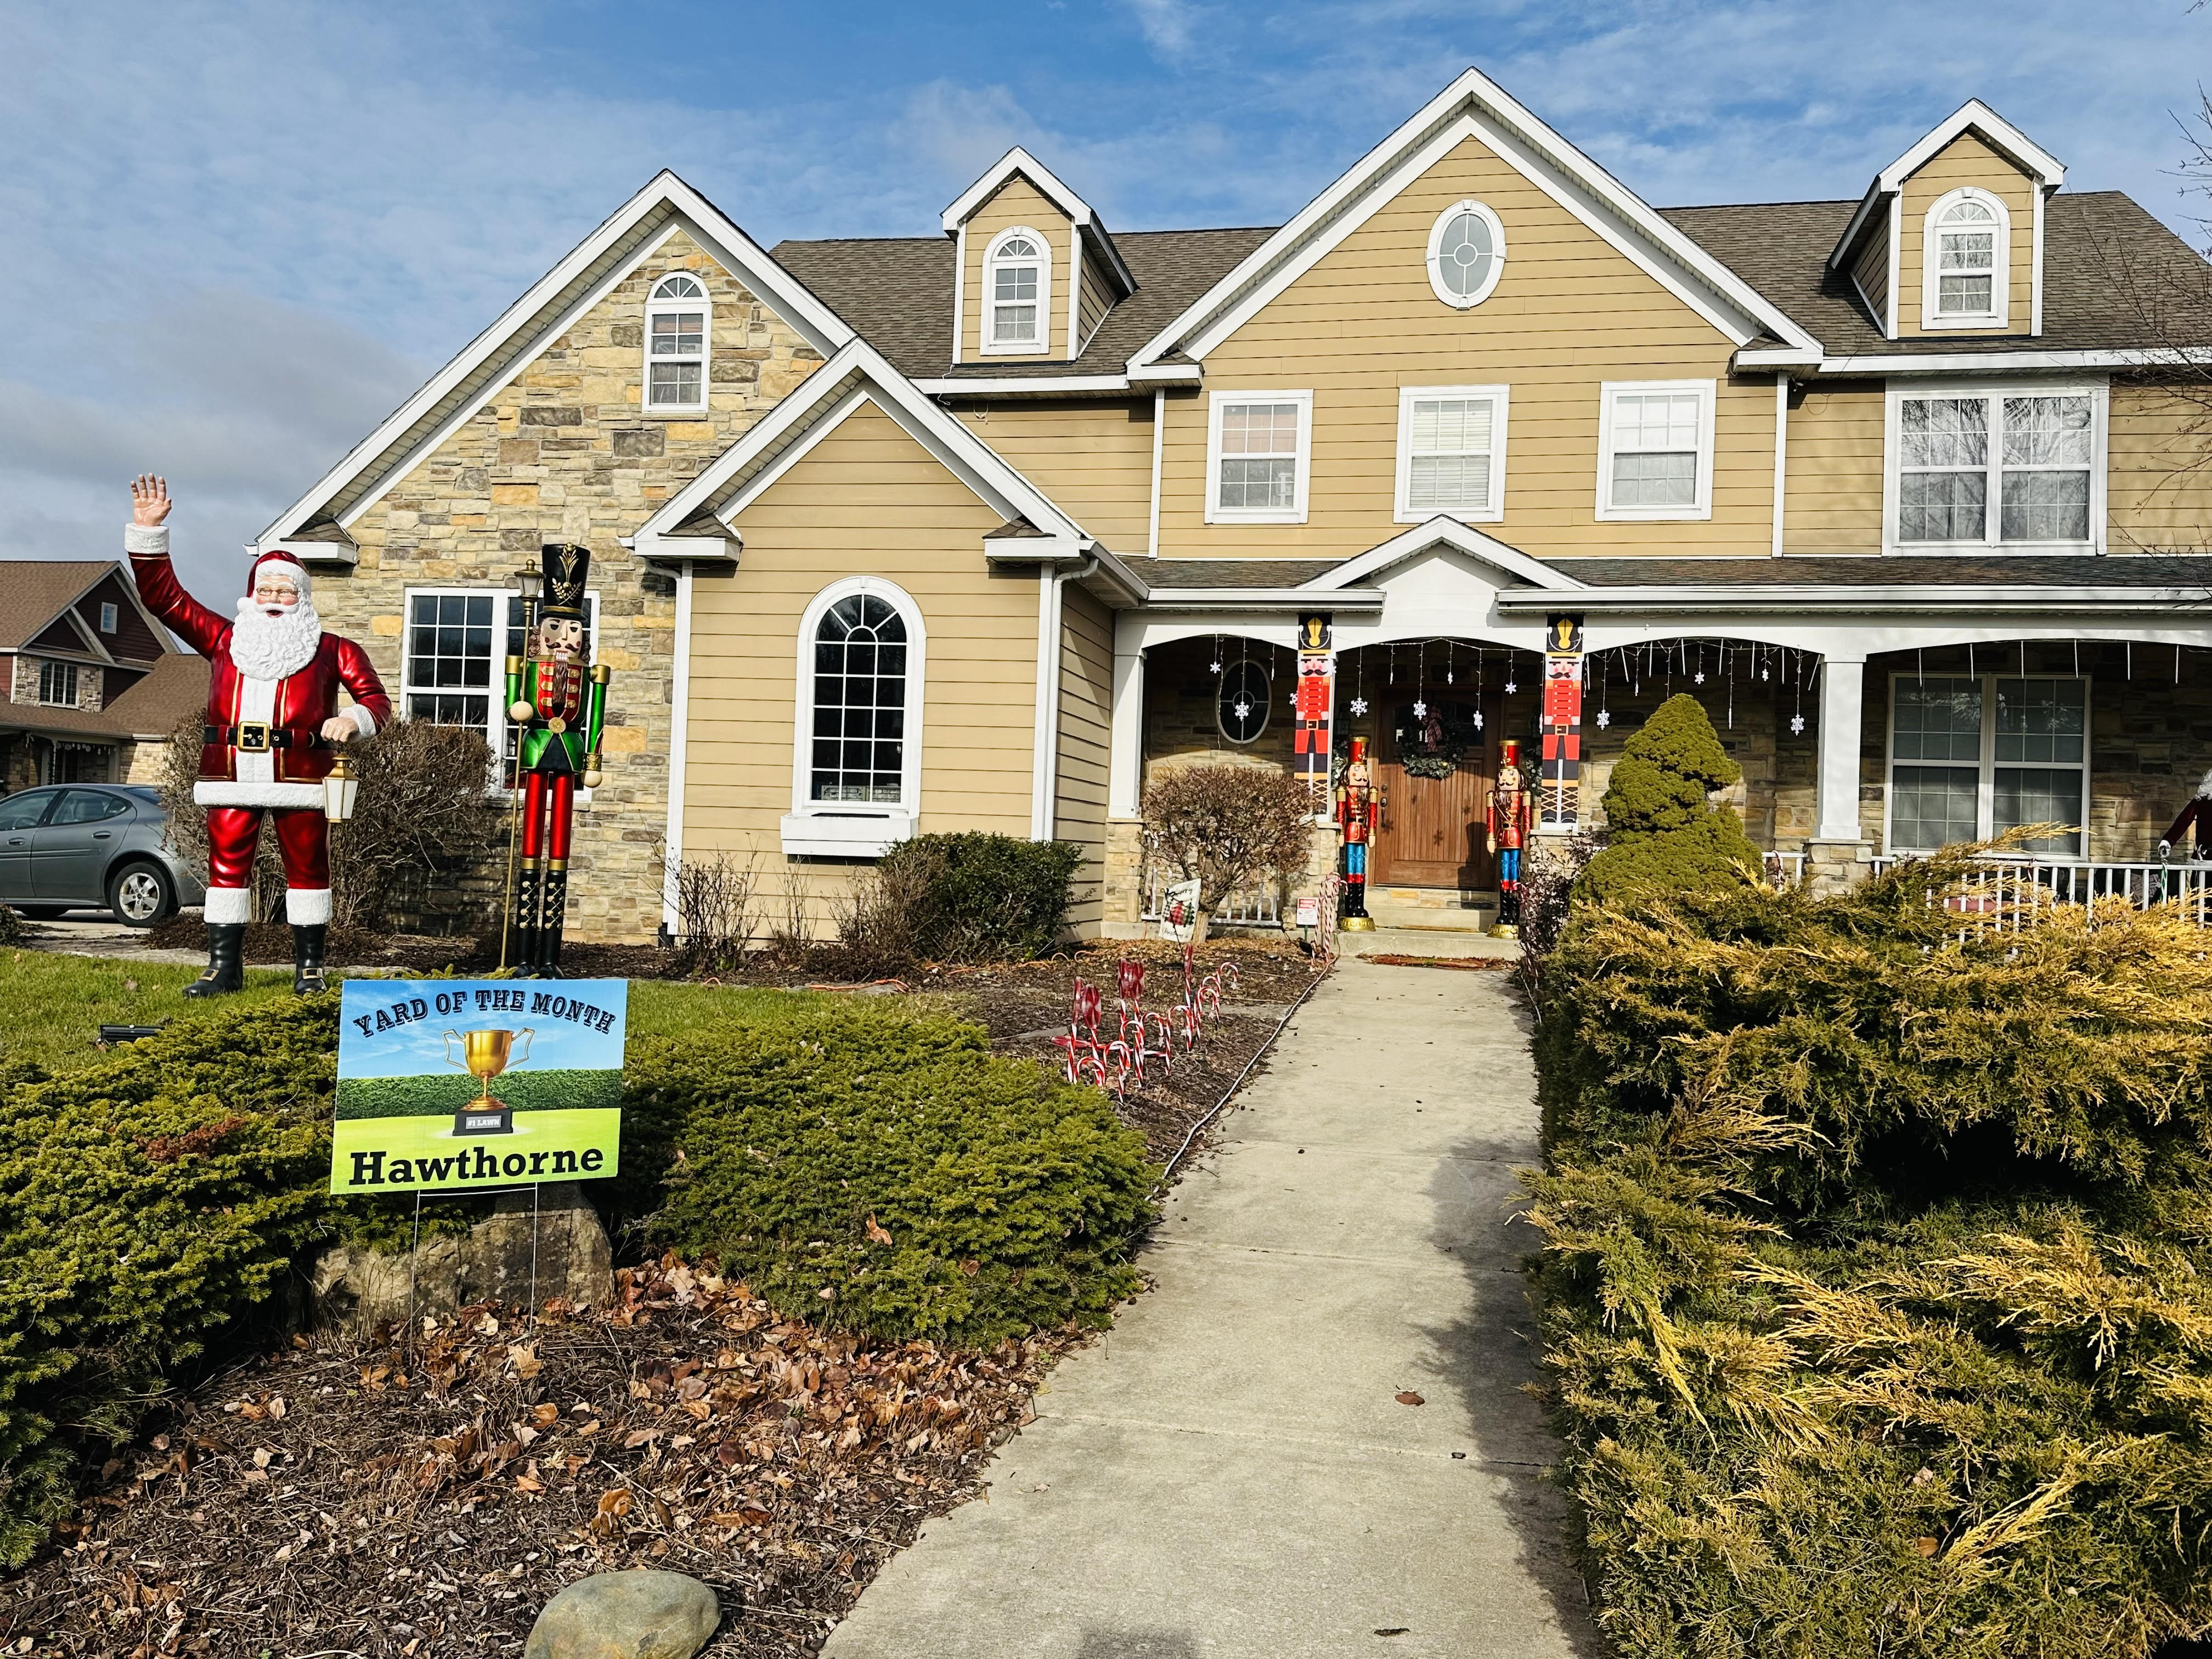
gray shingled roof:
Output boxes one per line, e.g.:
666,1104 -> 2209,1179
1122,557 -> 1344,589
1661,192 -> 2212,357
0,562 -> 112,651
775,193 -> 2210,382
772,227 -> 1276,381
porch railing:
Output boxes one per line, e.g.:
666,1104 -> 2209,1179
1867,853 -> 2212,932
1763,850 -> 1807,887
1138,867 -> 1284,928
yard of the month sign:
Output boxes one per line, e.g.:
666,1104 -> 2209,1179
331,978 -> 627,1194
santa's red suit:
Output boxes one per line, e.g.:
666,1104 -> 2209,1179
125,524 -> 390,952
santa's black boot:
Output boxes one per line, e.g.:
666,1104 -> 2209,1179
184,924 -> 247,997
291,923 -> 329,996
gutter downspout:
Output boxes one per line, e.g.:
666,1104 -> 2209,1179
1030,554 -> 1098,841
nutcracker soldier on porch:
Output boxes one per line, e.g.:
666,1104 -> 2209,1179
1488,738 -> 1534,938
124,476 -> 391,996
505,544 -> 612,977
1335,736 -> 1379,932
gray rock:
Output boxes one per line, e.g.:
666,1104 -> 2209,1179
524,1570 -> 720,1659
309,1180 -> 614,1333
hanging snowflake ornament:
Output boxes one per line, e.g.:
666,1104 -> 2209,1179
1694,670 -> 1706,685
1412,698 -> 1428,718
1790,713 -> 1805,735
1503,678 -> 1516,694
1472,709 -> 1485,729
1233,697 -> 1252,721
1210,661 -> 1223,675
1596,708 -> 1612,729
1350,696 -> 1369,716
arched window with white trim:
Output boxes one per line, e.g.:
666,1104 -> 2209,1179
785,578 -> 927,856
644,272 -> 710,411
1922,188 -> 2008,330
984,228 -> 1051,353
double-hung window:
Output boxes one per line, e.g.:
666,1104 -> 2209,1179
37,662 -> 79,707
1888,674 -> 2089,856
1596,380 -> 1714,521
1890,385 -> 2103,550
1206,390 -> 1312,524
1922,188 -> 2008,330
644,273 -> 709,412
983,228 -> 1049,353
402,588 -> 599,785
1395,385 -> 1508,522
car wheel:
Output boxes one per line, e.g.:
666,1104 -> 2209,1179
108,862 -> 176,928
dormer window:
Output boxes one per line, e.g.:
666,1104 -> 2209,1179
645,272 -> 710,412
1923,188 -> 2008,329
984,228 -> 1051,353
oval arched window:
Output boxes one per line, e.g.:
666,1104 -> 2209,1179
1217,660 -> 1270,744
1426,200 -> 1506,309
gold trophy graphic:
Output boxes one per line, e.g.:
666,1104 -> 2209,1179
442,1026 -> 534,1136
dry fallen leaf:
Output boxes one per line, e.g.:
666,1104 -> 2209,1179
1395,1391 -> 1425,1407
864,1215 -> 894,1247
267,1396 -> 287,1420
1914,1536 -> 1940,1558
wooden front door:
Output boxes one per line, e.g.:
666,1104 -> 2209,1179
1373,693 -> 1495,889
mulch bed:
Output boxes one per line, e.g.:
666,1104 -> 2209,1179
0,1261 -> 1081,1658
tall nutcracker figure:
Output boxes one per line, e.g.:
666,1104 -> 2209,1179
1335,736 -> 1379,932
124,476 -> 391,996
505,543 -> 611,977
1487,738 -> 1534,938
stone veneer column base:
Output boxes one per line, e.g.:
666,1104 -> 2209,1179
1804,838 -> 1873,896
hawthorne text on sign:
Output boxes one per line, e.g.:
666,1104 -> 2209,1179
331,978 -> 627,1195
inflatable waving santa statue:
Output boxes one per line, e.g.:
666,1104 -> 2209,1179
126,476 -> 391,996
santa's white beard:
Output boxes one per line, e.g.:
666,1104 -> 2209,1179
229,596 -> 323,680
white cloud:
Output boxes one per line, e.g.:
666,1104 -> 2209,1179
1127,0 -> 1198,59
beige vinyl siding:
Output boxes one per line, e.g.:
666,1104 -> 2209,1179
1056,585 -> 1114,936
1896,131 -> 2036,338
1782,380 -> 1886,551
2108,382 -> 2212,551
958,398 -> 1155,555
1155,133 -> 1775,560
1076,248 -> 1115,352
961,177 -> 1073,363
1850,224 -> 1891,332
688,398 -> 1042,920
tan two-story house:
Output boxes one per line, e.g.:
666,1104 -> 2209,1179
256,67 -> 2212,941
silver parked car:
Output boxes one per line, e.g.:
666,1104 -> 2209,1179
0,785 -> 207,927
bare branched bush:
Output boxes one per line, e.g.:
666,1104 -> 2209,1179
762,873 -> 816,971
658,845 -> 760,975
816,850 -> 940,979
1141,761 -> 1313,941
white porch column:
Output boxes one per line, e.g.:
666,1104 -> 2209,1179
1809,652 -> 1870,892
1108,643 -> 1146,819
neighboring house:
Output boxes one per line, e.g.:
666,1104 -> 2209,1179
264,66 -> 2212,944
0,561 -> 200,793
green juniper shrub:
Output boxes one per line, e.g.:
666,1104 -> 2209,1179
623,1002 -> 1158,1346
0,903 -> 21,945
1576,693 -> 1763,905
1524,848 -> 2212,1658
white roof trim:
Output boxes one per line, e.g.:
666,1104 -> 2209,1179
1734,347 -> 2212,374
1126,65 -> 1821,370
1492,583 -> 2207,613
1829,100 -> 2066,269
939,147 -> 1136,296
253,170 -> 855,554
1135,586 -> 1387,612
1299,517 -> 1585,592
633,336 -> 1093,555
914,374 -> 1136,395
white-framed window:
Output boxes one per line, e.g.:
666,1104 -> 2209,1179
1596,380 -> 1716,522
1886,382 -> 2105,551
1886,673 -> 2089,857
1425,199 -> 1507,309
1216,659 -> 1270,744
37,662 -> 79,707
98,602 -> 118,634
1205,390 -> 1313,524
1395,385 -> 1509,522
983,228 -> 1051,354
401,586 -> 602,786
786,577 -> 927,856
644,272 -> 710,413
1922,187 -> 2009,330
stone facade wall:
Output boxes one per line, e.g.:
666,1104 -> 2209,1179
312,228 -> 823,942
9,656 -> 103,714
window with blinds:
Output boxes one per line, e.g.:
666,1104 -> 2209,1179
1396,386 -> 1507,521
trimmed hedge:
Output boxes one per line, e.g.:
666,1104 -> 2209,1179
619,1000 -> 1158,1346
881,832 -> 1085,961
1526,853 -> 2212,1657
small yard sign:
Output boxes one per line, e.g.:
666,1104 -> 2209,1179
1159,878 -> 1201,943
331,978 -> 627,1194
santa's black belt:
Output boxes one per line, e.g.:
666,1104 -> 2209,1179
204,723 -> 329,753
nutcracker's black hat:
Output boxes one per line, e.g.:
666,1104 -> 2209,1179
538,543 -> 591,620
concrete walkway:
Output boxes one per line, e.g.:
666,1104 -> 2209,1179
823,946 -> 1598,1659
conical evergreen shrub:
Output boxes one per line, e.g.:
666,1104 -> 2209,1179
1577,693 -> 1762,902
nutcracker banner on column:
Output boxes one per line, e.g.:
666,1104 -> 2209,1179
1294,612 -> 1334,821
330,978 -> 627,1195
1541,614 -> 1585,828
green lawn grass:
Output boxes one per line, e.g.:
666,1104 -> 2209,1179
0,952 -> 888,1073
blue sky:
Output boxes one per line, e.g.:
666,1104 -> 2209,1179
5,1 -> 2210,594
